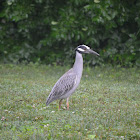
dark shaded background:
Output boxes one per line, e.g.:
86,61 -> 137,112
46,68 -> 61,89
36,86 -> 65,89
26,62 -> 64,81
0,0 -> 140,66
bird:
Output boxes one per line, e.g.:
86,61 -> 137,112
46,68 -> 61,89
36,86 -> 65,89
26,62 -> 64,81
46,44 -> 99,110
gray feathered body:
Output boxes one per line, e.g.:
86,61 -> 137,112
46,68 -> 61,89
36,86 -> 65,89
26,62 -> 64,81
46,52 -> 83,106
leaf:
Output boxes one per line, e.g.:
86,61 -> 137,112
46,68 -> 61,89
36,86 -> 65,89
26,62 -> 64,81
7,1 -> 12,5
84,5 -> 91,10
51,21 -> 58,25
94,0 -> 100,3
88,134 -> 96,139
82,28 -> 87,31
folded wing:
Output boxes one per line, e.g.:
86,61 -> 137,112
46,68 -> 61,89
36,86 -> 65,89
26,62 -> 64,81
46,69 -> 77,105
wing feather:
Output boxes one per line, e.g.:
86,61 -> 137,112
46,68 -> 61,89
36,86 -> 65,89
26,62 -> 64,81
46,69 -> 77,105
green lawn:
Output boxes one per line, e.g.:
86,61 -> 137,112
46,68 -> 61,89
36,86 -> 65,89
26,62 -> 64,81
0,64 -> 140,139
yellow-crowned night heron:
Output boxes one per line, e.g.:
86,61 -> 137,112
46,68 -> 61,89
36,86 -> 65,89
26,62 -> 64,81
46,45 -> 99,110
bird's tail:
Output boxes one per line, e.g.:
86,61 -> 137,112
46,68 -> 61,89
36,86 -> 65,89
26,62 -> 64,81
46,94 -> 53,106
46,98 -> 51,106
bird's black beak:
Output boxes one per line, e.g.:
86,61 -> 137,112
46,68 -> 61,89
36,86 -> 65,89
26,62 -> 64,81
86,49 -> 100,56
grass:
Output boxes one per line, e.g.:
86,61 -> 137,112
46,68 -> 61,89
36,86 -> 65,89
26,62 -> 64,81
0,64 -> 140,140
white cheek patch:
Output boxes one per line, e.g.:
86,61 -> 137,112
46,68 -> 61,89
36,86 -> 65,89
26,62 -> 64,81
82,44 -> 90,50
77,48 -> 85,52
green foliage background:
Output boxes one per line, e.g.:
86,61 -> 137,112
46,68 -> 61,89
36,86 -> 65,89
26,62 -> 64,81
0,0 -> 140,66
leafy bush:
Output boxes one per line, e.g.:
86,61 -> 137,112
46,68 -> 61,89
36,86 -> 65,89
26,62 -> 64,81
0,0 -> 140,66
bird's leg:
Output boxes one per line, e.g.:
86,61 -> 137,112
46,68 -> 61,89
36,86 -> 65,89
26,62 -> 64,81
66,98 -> 69,110
59,99 -> 63,110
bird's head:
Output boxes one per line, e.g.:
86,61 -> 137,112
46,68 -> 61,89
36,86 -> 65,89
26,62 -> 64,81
75,45 -> 99,56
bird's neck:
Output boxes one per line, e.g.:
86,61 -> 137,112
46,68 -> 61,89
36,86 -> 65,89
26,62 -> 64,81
73,51 -> 83,77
